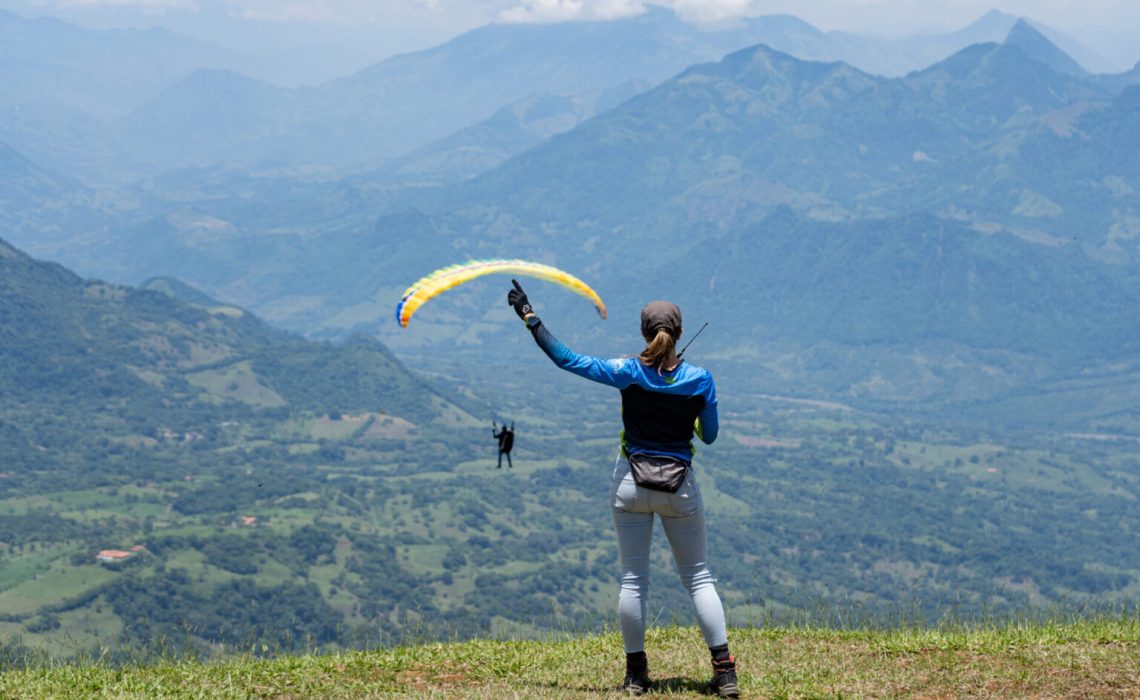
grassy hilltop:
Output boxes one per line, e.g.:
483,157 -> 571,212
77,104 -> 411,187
1,619 -> 1137,698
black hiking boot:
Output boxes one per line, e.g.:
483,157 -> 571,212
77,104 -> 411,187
622,651 -> 652,696
622,669 -> 653,696
708,655 -> 739,698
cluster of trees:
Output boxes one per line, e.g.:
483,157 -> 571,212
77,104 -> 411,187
108,569 -> 342,654
704,430 -> 1138,616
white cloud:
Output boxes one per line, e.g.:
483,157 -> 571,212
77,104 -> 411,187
495,0 -> 1140,33
20,0 -> 1140,59
48,0 -> 196,10
739,0 -> 1140,33
30,0 -> 450,24
498,0 -> 647,24
227,0 -> 339,22
496,0 -> 771,26
668,0 -> 761,24
218,0 -> 445,23
496,0 -> 769,26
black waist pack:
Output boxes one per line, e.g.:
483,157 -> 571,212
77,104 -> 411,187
628,453 -> 689,493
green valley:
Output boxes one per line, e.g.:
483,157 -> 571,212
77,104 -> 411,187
1,234 -> 1137,661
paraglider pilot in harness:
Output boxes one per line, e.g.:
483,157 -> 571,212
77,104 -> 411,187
492,421 -> 515,469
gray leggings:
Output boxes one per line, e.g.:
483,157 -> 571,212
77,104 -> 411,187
610,455 -> 728,653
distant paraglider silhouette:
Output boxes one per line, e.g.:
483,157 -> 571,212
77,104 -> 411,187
492,420 -> 515,469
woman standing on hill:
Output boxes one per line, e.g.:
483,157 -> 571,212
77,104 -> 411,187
507,281 -> 739,698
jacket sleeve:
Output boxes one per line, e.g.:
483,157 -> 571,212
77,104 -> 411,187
528,317 -> 634,389
694,374 -> 719,444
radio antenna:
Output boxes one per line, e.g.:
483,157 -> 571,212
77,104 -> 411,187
676,322 -> 709,360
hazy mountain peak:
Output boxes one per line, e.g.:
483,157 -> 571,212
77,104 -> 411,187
630,3 -> 682,24
716,42 -> 854,80
740,13 -> 824,36
128,67 -> 283,117
920,38 -> 1084,85
905,39 -> 1104,124
0,236 -> 23,260
1004,18 -> 1089,77
966,9 -> 1019,32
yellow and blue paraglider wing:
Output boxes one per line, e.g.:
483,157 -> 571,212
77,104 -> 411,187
396,259 -> 607,327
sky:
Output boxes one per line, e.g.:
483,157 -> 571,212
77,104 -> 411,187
4,0 -> 1139,72
9,0 -> 1138,30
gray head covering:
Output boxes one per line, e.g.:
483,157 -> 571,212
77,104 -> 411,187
640,301 -> 682,340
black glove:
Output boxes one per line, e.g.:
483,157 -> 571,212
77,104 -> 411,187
507,279 -> 533,320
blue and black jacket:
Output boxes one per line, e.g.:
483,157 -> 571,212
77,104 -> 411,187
526,316 -> 718,464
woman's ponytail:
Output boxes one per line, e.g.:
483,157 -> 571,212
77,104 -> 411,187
638,301 -> 683,374
640,329 -> 678,374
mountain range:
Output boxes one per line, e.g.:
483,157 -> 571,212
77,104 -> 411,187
0,8 -> 239,119
4,14 -> 1140,422
101,10 -> 1135,174
450,22 -> 1132,235
1,6 -> 1129,180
